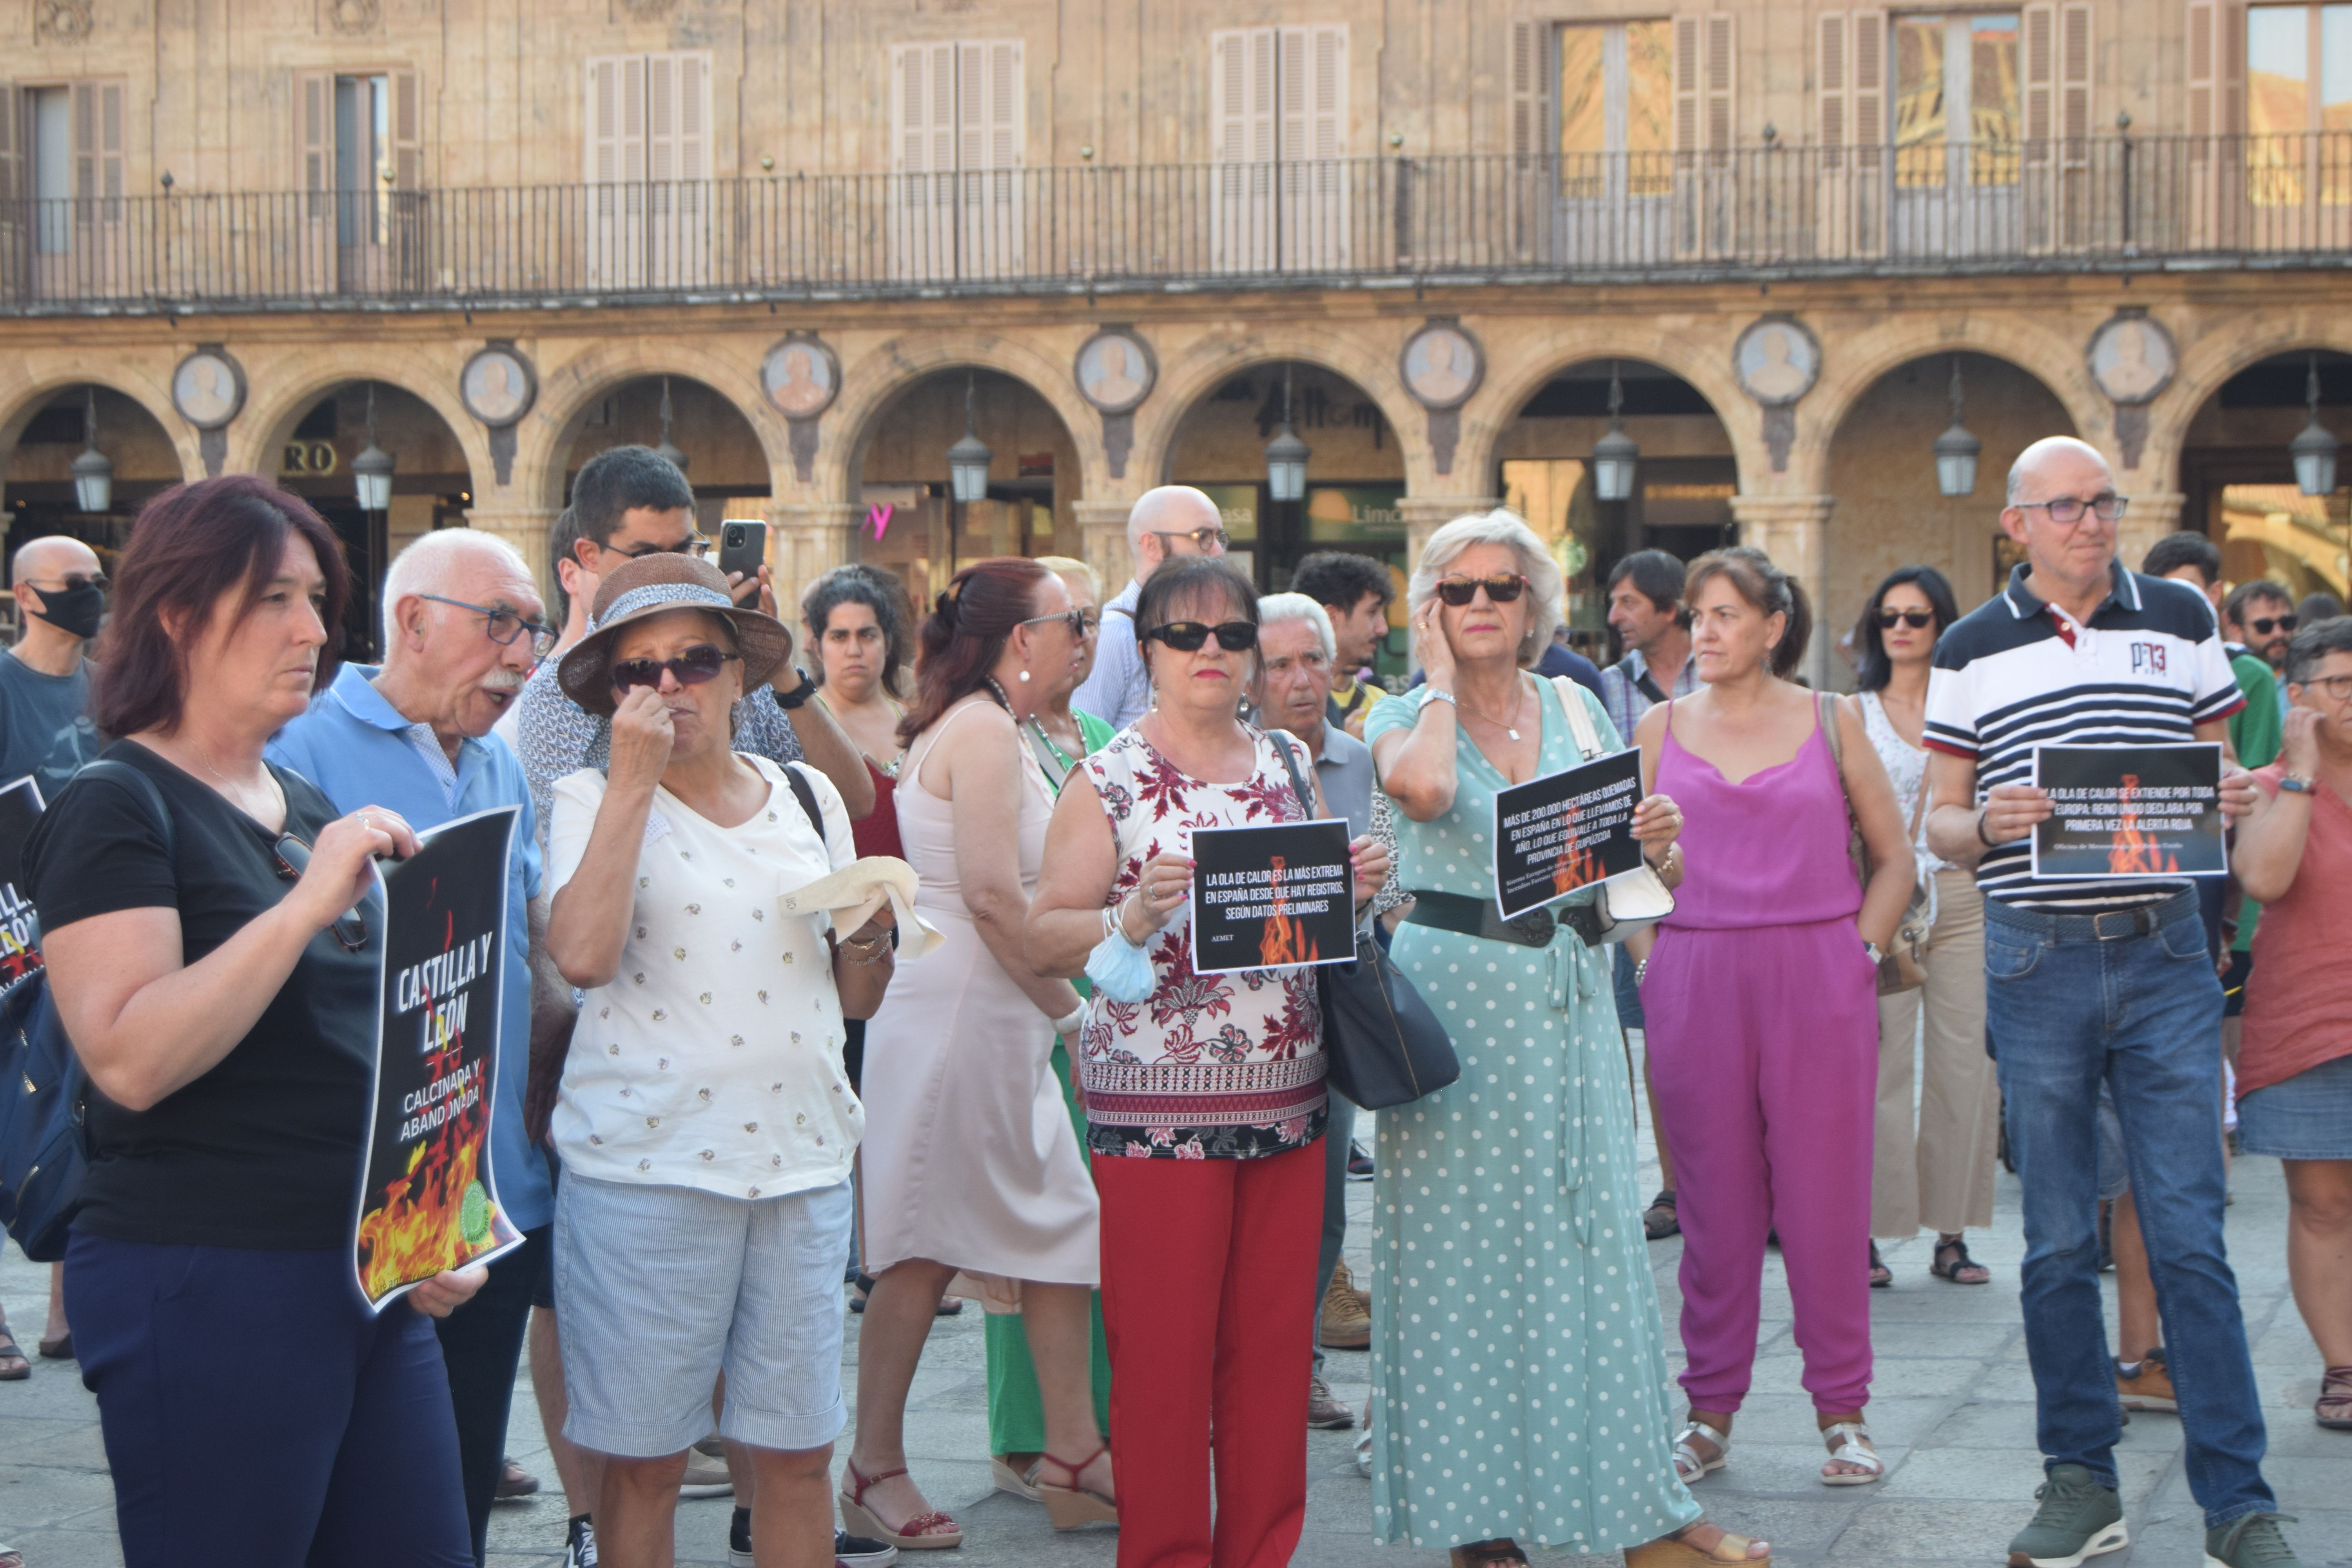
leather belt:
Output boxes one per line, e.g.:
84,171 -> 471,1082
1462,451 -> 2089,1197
1983,886 -> 2198,943
1403,888 -> 1598,948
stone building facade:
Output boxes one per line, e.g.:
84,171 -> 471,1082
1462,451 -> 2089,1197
1,0 -> 2345,679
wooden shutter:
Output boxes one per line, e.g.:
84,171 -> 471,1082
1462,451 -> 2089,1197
985,40 -> 1022,169
1675,16 -> 1701,154
1851,11 -> 1886,170
1508,20 -> 1551,165
390,69 -> 420,189
298,69 -> 333,212
2025,5 -> 2054,149
1705,13 -> 1736,153
1818,13 -> 1849,167
646,53 -> 703,185
2058,5 -> 2092,150
1305,25 -> 1345,160
889,42 -> 956,173
585,55 -> 646,185
71,80 -> 122,220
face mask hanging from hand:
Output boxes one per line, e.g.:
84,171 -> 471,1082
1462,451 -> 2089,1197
29,583 -> 105,641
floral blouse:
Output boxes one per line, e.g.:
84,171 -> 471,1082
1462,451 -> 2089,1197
1075,724 -> 1328,1160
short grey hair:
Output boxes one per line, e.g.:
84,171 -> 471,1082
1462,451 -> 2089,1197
382,528 -> 533,633
2285,614 -> 2352,687
1407,509 -> 1565,667
1257,592 -> 1336,662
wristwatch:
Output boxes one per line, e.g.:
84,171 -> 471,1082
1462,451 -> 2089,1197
2279,773 -> 2318,795
1863,940 -> 1885,967
771,668 -> 818,710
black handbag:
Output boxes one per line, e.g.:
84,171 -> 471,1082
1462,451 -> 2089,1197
1268,735 -> 1460,1111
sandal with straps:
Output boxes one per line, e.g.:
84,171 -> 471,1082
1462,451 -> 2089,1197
1672,1419 -> 1730,1484
838,1457 -> 965,1550
1030,1444 -> 1117,1531
1819,1421 -> 1884,1486
1625,1520 -> 1772,1566
2318,1366 -> 2352,1430
1930,1236 -> 1991,1285
1447,1540 -> 1530,1568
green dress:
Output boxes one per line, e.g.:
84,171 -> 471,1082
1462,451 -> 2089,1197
1362,679 -> 1701,1553
983,704 -> 1117,1457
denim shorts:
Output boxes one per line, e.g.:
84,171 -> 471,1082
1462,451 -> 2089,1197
2235,1052 -> 2352,1161
554,1172 -> 853,1457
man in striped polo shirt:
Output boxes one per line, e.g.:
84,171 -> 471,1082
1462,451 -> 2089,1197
1922,438 -> 2299,1568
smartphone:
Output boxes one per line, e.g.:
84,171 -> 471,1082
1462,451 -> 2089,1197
717,519 -> 769,583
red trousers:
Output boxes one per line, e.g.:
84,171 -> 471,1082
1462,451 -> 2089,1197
1093,1138 -> 1323,1568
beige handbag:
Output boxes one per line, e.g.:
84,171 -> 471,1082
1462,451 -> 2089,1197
1551,677 -> 1675,944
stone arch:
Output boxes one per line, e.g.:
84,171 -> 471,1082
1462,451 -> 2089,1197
1456,318 -> 1761,498
0,354 -> 200,484
521,338 -> 789,512
2142,312 -> 2352,491
824,328 -> 1107,504
1796,313 -> 2107,493
227,343 -> 494,494
1132,325 -> 1428,497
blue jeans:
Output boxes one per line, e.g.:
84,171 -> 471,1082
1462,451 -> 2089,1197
1984,889 -> 2273,1529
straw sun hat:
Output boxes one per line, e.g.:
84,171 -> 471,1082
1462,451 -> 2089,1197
556,554 -> 795,717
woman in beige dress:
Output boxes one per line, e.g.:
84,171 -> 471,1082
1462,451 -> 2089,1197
843,557 -> 1114,1549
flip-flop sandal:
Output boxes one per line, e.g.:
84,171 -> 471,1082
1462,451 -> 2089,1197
1929,1238 -> 1991,1285
1644,1190 -> 1681,1241
0,1330 -> 28,1382
1819,1421 -> 1884,1486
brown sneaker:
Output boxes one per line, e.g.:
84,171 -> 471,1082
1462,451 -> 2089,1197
2116,1347 -> 2178,1412
1332,1257 -> 1371,1312
1319,1267 -> 1371,1349
1307,1373 -> 1356,1429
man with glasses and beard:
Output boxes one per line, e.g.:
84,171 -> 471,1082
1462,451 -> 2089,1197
1071,485 -> 1230,730
2225,579 -> 2302,727
266,528 -> 558,1568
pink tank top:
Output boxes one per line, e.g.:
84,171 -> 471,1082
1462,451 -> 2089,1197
1656,699 -> 1864,931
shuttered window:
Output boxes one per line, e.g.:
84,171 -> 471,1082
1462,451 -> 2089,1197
584,52 -> 714,287
886,39 -> 1025,278
1208,24 -> 1348,270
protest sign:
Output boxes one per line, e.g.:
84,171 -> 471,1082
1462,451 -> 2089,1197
0,778 -> 45,993
352,806 -> 525,1312
2031,742 -> 2225,880
1490,749 -> 1646,921
1189,818 -> 1357,975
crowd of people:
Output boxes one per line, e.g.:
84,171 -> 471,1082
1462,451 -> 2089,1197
0,433 -> 2344,1568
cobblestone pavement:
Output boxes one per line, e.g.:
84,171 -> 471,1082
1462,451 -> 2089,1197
5,1036 -> 2345,1566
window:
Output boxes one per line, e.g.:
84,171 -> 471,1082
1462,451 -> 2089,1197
888,40 -> 1025,277
5,80 -> 124,255
583,53 -> 711,287
2246,5 -> 2352,202
1209,25 -> 1348,271
1893,13 -> 2023,185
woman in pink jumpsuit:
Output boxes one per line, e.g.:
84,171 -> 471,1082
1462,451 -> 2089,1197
1633,548 -> 1917,1490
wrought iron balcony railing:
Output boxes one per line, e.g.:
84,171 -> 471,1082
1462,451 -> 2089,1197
3,134 -> 2348,314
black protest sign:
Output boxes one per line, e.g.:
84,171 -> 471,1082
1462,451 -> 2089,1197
352,806 -> 525,1312
0,778 -> 44,994
2031,743 -> 2225,880
1491,749 -> 1646,921
1189,819 -> 1357,975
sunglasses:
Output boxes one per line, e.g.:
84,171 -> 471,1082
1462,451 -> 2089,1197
611,643 -> 741,693
1435,573 -> 1528,607
2247,614 -> 2298,636
1874,608 -> 1936,629
1019,608 -> 1089,639
1149,526 -> 1229,552
271,833 -> 369,952
1145,620 -> 1259,653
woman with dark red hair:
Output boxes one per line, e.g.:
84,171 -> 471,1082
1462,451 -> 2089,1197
838,556 -> 1109,1550
22,475 -> 485,1567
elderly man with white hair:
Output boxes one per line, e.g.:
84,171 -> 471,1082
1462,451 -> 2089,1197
1070,485 -> 1229,730
267,525 -> 558,1566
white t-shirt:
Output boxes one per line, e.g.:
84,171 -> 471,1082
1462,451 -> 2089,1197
547,753 -> 862,1199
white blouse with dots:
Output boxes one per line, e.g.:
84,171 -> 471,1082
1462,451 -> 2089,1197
547,753 -> 862,1200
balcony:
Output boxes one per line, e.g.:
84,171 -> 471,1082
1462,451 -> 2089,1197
3,134 -> 2349,315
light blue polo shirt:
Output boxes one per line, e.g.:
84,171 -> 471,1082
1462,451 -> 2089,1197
268,664 -> 555,1232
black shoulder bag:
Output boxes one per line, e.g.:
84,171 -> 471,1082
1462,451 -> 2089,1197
1267,733 -> 1459,1111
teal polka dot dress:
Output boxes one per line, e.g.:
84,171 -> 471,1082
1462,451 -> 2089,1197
1363,679 -> 1702,1555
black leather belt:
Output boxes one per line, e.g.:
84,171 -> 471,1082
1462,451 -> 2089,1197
1403,888 -> 1597,948
1982,887 -> 2198,943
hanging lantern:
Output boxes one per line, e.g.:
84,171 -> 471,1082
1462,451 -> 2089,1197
1591,361 -> 1639,503
2292,354 -> 2340,499
70,386 -> 113,514
351,383 -> 395,514
947,372 -> 993,504
1265,364 -> 1310,503
653,376 -> 690,475
1934,355 -> 1982,499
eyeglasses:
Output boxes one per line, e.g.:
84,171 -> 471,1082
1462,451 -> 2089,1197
1435,573 -> 1528,607
270,833 -> 369,952
419,595 -> 557,659
2299,673 -> 2352,704
1148,526 -> 1229,552
1874,608 -> 1936,629
2247,614 -> 2299,636
1018,608 -> 1089,638
611,643 -> 740,693
1145,620 -> 1259,653
2014,493 -> 2128,524
24,572 -> 107,593
599,535 -> 711,560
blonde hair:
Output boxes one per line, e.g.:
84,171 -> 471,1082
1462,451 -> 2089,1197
1406,509 -> 1565,667
1033,554 -> 1099,602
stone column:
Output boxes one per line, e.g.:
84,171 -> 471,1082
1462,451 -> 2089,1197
463,507 -> 561,587
2117,491 -> 2186,574
1730,494 -> 1838,688
767,499 -> 863,604
1399,496 -> 1503,573
1076,500 -> 1135,596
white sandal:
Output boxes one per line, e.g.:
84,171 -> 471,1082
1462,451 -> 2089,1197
1819,1421 -> 1884,1486
1672,1419 -> 1730,1484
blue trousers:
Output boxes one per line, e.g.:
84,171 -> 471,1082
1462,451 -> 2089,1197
1984,889 -> 2273,1529
65,1231 -> 472,1568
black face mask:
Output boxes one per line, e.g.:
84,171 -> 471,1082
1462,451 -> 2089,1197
29,582 -> 105,641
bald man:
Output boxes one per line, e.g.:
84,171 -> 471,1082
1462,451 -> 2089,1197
1071,485 -> 1230,729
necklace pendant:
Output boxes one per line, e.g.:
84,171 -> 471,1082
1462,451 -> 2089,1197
1507,727 -> 1521,741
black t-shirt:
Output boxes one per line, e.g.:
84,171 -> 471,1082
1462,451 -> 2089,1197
23,740 -> 378,1250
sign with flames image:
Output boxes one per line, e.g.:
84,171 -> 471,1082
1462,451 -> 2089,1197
2031,743 -> 2225,881
351,806 -> 525,1312
0,778 -> 46,995
1492,749 -> 1646,921
1189,819 -> 1357,976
